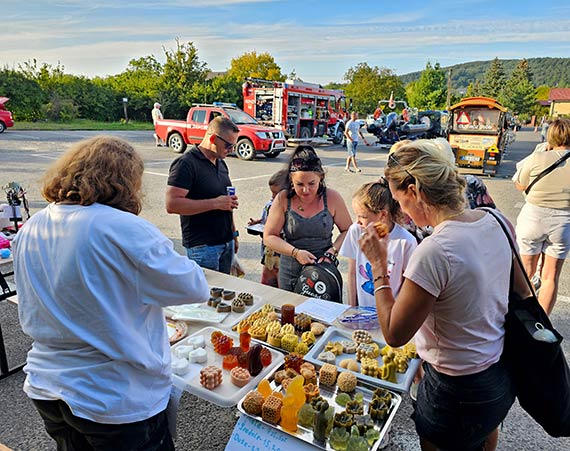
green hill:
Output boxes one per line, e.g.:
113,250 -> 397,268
400,57 -> 570,90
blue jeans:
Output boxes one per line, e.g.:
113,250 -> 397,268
186,240 -> 234,274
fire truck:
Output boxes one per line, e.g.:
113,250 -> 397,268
242,78 -> 349,144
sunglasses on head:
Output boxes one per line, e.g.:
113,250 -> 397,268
215,134 -> 235,150
388,153 -> 415,182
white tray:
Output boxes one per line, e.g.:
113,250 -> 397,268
303,326 -> 421,393
170,326 -> 284,407
164,289 -> 263,327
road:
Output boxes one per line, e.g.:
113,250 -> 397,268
1,129 -> 569,450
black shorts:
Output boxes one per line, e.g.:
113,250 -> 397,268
413,360 -> 515,451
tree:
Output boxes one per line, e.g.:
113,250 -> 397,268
465,79 -> 483,97
406,62 -> 447,109
344,63 -> 405,113
502,59 -> 536,120
481,57 -> 506,99
161,39 -> 209,117
227,51 -> 285,82
103,56 -> 163,121
0,68 -> 45,121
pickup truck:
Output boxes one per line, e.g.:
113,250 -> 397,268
154,102 -> 287,160
0,97 -> 15,133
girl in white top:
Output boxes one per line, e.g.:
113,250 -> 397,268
340,179 -> 417,306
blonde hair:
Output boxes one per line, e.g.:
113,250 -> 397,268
385,139 -> 466,211
547,118 -> 570,148
42,136 -> 145,215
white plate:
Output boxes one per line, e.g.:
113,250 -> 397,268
164,304 -> 230,323
171,326 -> 284,407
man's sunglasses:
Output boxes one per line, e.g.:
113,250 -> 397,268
388,153 -> 415,182
215,134 -> 236,150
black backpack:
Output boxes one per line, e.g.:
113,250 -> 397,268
293,258 -> 343,303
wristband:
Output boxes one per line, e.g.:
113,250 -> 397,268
374,285 -> 391,294
233,230 -> 239,238
291,248 -> 299,258
330,245 -> 338,256
373,274 -> 390,284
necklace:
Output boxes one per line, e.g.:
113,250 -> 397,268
441,209 -> 465,222
297,204 -> 305,211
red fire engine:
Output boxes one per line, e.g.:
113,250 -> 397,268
242,78 -> 348,144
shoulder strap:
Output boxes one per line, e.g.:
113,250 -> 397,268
479,207 -> 535,295
322,188 -> 328,209
525,151 -> 570,195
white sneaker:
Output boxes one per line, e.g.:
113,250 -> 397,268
531,273 -> 541,291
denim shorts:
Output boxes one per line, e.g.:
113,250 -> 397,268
186,240 -> 234,274
347,140 -> 358,157
413,360 -> 515,451
516,202 -> 570,259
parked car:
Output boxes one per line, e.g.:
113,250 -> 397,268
0,97 -> 15,133
154,102 -> 286,160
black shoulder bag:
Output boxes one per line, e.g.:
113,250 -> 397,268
524,150 -> 570,195
484,208 -> 570,437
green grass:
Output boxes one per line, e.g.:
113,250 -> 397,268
14,119 -> 154,131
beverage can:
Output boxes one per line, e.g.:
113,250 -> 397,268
226,186 -> 236,196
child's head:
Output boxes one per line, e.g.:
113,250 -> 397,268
268,169 -> 288,199
352,178 -> 400,228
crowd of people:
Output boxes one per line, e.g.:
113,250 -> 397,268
10,113 -> 570,451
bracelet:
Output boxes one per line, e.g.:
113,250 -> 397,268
373,274 -> 390,284
291,248 -> 299,258
330,245 -> 338,256
374,285 -> 391,294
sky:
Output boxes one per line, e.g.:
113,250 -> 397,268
2,0 -> 570,84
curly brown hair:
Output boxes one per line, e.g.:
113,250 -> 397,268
41,136 -> 145,215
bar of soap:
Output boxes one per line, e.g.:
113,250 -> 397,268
171,358 -> 190,376
174,345 -> 194,360
188,347 -> 207,363
187,335 -> 205,349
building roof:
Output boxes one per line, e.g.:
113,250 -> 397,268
549,88 -> 570,101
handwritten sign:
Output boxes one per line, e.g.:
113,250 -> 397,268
294,298 -> 350,324
225,414 -> 315,451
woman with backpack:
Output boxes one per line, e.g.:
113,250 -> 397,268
263,145 -> 352,294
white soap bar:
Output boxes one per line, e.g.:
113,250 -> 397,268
174,345 -> 194,360
171,358 -> 190,376
187,335 -> 205,349
188,347 -> 207,364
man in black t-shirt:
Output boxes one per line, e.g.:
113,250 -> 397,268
166,117 -> 240,273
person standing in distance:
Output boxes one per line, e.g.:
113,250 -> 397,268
166,117 -> 240,274
152,102 -> 165,147
344,111 -> 370,173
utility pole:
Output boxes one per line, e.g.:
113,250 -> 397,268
446,69 -> 452,110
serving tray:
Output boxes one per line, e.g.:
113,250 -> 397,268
170,326 -> 284,407
304,327 -> 421,393
237,361 -> 402,450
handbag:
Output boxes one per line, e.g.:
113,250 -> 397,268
524,150 -> 570,194
293,252 -> 343,303
484,208 -> 570,437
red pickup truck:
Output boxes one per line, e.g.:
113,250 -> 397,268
0,97 -> 15,133
154,102 -> 287,160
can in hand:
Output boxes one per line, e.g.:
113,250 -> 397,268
226,186 -> 236,196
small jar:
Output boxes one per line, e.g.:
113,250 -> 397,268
281,304 -> 295,326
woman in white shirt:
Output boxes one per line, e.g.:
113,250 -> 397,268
13,136 -> 209,450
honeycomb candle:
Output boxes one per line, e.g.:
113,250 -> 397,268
281,304 -> 295,325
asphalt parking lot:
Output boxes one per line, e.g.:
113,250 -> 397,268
1,129 -> 569,450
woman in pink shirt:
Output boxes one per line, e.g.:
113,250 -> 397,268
359,140 -> 522,451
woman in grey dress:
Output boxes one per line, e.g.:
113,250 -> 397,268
264,145 -> 352,291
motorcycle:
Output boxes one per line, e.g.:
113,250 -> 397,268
367,110 -> 448,146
